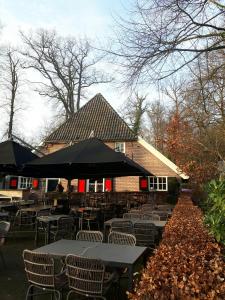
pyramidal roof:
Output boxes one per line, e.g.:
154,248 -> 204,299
45,93 -> 137,143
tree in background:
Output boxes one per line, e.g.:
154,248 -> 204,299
21,29 -> 111,119
120,92 -> 149,136
145,100 -> 167,152
0,48 -> 22,140
112,0 -> 225,85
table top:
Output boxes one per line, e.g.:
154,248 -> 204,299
74,207 -> 101,213
104,218 -> 167,228
20,205 -> 52,212
34,239 -> 147,266
37,214 -> 68,223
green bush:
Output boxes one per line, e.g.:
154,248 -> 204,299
203,179 -> 225,245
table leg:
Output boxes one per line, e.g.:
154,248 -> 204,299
46,222 -> 50,244
127,265 -> 134,292
34,220 -> 38,245
103,223 -> 107,242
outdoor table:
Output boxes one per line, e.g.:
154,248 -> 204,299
20,205 -> 52,213
0,202 -> 17,211
34,239 -> 147,291
35,214 -> 68,245
11,200 -> 35,207
104,218 -> 167,241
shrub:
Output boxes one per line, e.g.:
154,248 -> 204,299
203,179 -> 225,245
128,194 -> 225,300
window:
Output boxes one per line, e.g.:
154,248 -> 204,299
46,178 -> 59,192
18,177 -> 33,189
115,142 -> 125,153
88,179 -> 104,192
149,176 -> 168,191
78,178 -> 113,193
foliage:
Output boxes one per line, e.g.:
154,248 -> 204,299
128,194 -> 225,300
203,179 -> 225,245
165,112 -> 219,185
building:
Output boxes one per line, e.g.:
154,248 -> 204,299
39,93 -> 188,194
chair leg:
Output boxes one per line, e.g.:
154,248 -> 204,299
0,250 -> 6,267
66,290 -> 74,300
26,285 -> 34,300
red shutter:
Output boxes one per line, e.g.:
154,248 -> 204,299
105,178 -> 113,192
78,179 -> 86,192
10,177 -> 18,189
139,177 -> 148,191
32,179 -> 39,189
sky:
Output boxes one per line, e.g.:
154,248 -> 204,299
0,0 -> 157,143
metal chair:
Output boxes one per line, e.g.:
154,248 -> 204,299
66,254 -> 117,300
142,213 -> 160,221
76,230 -> 103,243
111,220 -> 133,234
13,209 -> 36,229
152,211 -> 168,221
108,231 -> 136,246
23,249 -> 67,300
80,210 -> 100,230
123,213 -> 142,219
50,216 -> 75,242
0,221 -> 10,266
133,222 -> 156,248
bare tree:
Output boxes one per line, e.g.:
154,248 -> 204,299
20,29 -> 111,119
0,48 -> 21,139
112,0 -> 225,85
146,100 -> 167,151
120,92 -> 149,135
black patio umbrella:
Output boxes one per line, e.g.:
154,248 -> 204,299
25,138 -> 151,179
0,140 -> 39,176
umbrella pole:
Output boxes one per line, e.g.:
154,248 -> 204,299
67,179 -> 71,207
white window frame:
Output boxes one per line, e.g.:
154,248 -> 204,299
18,176 -> 33,190
115,142 -> 125,153
149,176 -> 168,191
86,179 -> 105,192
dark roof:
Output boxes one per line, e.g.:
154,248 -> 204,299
0,140 -> 38,166
45,93 -> 137,143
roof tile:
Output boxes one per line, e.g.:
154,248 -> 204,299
45,93 -> 137,142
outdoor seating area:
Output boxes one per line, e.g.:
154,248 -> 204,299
0,195 -> 171,299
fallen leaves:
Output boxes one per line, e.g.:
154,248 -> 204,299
128,194 -> 225,300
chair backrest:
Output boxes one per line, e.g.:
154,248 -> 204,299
0,221 -> 10,246
134,222 -> 156,247
142,213 -> 160,221
156,205 -> 173,212
123,213 -> 142,220
36,209 -> 50,217
111,220 -> 133,234
76,230 -> 103,242
108,231 -> 136,246
66,254 -> 105,296
152,211 -> 168,221
57,216 -> 74,231
23,249 -> 55,288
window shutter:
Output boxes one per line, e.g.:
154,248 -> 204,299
10,177 -> 18,189
139,177 -> 148,191
105,178 -> 113,192
78,179 -> 86,192
32,179 -> 39,189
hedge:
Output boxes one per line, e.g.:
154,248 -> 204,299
128,194 -> 225,300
